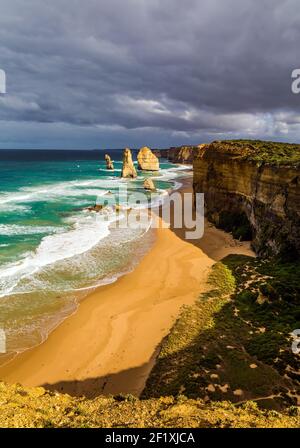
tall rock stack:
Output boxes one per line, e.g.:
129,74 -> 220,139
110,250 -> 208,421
121,148 -> 137,178
105,154 -> 114,170
137,146 -> 159,171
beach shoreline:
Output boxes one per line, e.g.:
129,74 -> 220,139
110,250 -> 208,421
0,179 -> 254,398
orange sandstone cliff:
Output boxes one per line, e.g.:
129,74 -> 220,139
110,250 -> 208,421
193,140 -> 300,257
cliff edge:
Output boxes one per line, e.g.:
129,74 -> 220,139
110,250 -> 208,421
193,140 -> 300,257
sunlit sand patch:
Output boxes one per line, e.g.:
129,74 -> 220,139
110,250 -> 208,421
210,373 -> 219,380
207,384 -> 216,393
249,363 -> 258,369
218,384 -> 230,393
233,389 -> 244,396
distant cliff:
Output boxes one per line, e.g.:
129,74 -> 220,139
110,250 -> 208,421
193,140 -> 300,257
154,145 -> 199,164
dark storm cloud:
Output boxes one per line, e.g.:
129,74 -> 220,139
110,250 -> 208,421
0,0 -> 300,148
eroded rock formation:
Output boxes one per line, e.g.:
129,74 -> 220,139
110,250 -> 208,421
137,146 -> 159,171
193,140 -> 300,257
121,148 -> 137,178
143,178 -> 156,191
86,204 -> 105,212
105,154 -> 114,170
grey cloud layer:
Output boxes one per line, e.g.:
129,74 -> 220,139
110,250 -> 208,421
0,0 -> 299,148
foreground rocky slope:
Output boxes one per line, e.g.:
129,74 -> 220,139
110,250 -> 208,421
0,381 -> 299,428
193,140 -> 300,257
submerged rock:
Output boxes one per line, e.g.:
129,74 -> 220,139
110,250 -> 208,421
121,148 -> 137,178
143,178 -> 156,191
137,146 -> 159,171
105,154 -> 114,170
86,204 -> 104,212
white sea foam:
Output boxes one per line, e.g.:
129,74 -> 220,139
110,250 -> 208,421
0,165 -> 184,209
0,204 -> 31,213
158,166 -> 192,182
98,168 -> 122,173
0,164 -> 187,299
0,224 -> 62,236
0,213 -> 118,297
0,179 -> 117,206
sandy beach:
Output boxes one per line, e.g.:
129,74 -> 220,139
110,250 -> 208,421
0,182 -> 253,398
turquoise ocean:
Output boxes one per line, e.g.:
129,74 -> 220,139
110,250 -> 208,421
0,149 -> 191,357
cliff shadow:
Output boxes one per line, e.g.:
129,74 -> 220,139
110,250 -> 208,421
154,183 -> 254,262
41,361 -> 153,399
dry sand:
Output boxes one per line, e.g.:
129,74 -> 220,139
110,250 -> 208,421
0,183 -> 253,398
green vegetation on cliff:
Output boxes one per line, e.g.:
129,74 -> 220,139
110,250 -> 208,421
218,139 -> 300,165
0,382 -> 299,428
143,257 -> 300,409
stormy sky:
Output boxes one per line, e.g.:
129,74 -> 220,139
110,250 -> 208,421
0,0 -> 299,149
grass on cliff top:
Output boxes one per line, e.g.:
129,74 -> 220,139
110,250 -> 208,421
143,256 -> 300,410
214,139 -> 300,165
0,382 -> 299,428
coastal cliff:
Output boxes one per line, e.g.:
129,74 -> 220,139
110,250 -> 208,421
154,145 -> 198,164
193,140 -> 300,257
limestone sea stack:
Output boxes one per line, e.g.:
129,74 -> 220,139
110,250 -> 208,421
105,154 -> 114,170
121,148 -> 137,178
143,178 -> 156,191
137,146 -> 159,171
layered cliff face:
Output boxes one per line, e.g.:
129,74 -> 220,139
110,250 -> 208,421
137,146 -> 159,171
155,145 -> 199,164
168,146 -> 195,163
193,140 -> 300,257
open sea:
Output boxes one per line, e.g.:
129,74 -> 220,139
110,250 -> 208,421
0,149 -> 191,357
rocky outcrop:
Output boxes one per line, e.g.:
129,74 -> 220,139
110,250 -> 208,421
143,178 -> 156,191
105,154 -> 114,170
121,148 -> 137,178
137,147 -> 159,171
193,140 -> 300,258
86,204 -> 105,212
0,381 -> 297,428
